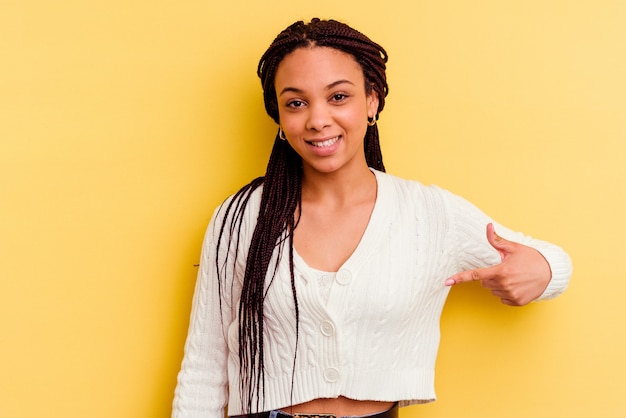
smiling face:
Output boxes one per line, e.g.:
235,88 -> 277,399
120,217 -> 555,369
274,46 -> 379,177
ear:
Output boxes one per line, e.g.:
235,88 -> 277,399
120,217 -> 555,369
366,89 -> 380,119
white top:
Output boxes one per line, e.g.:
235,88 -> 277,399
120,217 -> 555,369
172,170 -> 572,418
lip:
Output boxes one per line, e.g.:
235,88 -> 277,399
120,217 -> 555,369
306,136 -> 341,147
305,135 -> 342,156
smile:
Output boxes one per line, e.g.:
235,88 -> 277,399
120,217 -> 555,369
308,136 -> 340,148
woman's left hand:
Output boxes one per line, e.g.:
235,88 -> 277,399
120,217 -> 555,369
445,223 -> 552,306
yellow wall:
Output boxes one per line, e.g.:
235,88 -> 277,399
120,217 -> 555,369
1,0 -> 624,417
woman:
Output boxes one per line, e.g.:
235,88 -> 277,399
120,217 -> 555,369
172,18 -> 572,418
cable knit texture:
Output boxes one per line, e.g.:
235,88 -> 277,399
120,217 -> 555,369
172,170 -> 572,418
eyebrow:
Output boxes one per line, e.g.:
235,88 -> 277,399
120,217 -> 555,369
278,79 -> 355,96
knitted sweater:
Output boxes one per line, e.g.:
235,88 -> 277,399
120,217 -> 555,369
172,169 -> 572,418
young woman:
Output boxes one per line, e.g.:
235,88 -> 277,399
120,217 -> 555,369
172,18 -> 572,418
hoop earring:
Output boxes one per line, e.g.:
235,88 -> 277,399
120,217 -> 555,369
279,127 -> 287,141
367,116 -> 377,127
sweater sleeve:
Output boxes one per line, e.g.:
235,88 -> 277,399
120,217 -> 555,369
442,187 -> 572,301
172,206 -> 234,418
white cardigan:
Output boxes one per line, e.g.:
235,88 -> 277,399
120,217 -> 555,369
172,170 -> 572,418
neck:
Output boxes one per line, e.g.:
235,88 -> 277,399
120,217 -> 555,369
301,163 -> 376,205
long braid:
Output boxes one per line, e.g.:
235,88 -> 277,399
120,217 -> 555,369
216,18 -> 389,413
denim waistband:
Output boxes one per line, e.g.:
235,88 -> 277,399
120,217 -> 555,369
232,402 -> 399,418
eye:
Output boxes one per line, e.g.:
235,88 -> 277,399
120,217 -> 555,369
331,93 -> 348,102
286,99 -> 306,108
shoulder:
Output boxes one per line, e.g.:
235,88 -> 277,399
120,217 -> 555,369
207,179 -> 264,242
215,181 -> 263,217
371,169 -> 482,232
372,169 -> 453,205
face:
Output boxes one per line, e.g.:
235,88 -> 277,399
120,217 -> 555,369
274,46 -> 379,176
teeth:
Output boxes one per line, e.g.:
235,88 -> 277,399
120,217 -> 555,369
310,136 -> 339,148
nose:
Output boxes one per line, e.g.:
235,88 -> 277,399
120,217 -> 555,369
305,102 -> 332,131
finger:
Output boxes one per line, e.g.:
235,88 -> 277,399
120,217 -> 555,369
490,287 -> 532,306
486,223 -> 514,259
445,265 -> 497,286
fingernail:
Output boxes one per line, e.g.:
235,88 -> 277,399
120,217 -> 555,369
445,279 -> 455,286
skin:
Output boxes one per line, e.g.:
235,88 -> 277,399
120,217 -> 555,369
271,45 -> 552,415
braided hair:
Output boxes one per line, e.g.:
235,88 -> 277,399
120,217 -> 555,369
215,18 -> 389,412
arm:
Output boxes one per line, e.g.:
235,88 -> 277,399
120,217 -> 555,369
445,223 -> 571,305
172,210 -> 232,418
441,191 -> 572,306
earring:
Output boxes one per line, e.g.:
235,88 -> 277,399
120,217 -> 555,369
279,127 -> 287,141
367,115 -> 377,127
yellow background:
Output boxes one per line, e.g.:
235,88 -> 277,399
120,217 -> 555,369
1,0 -> 624,417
